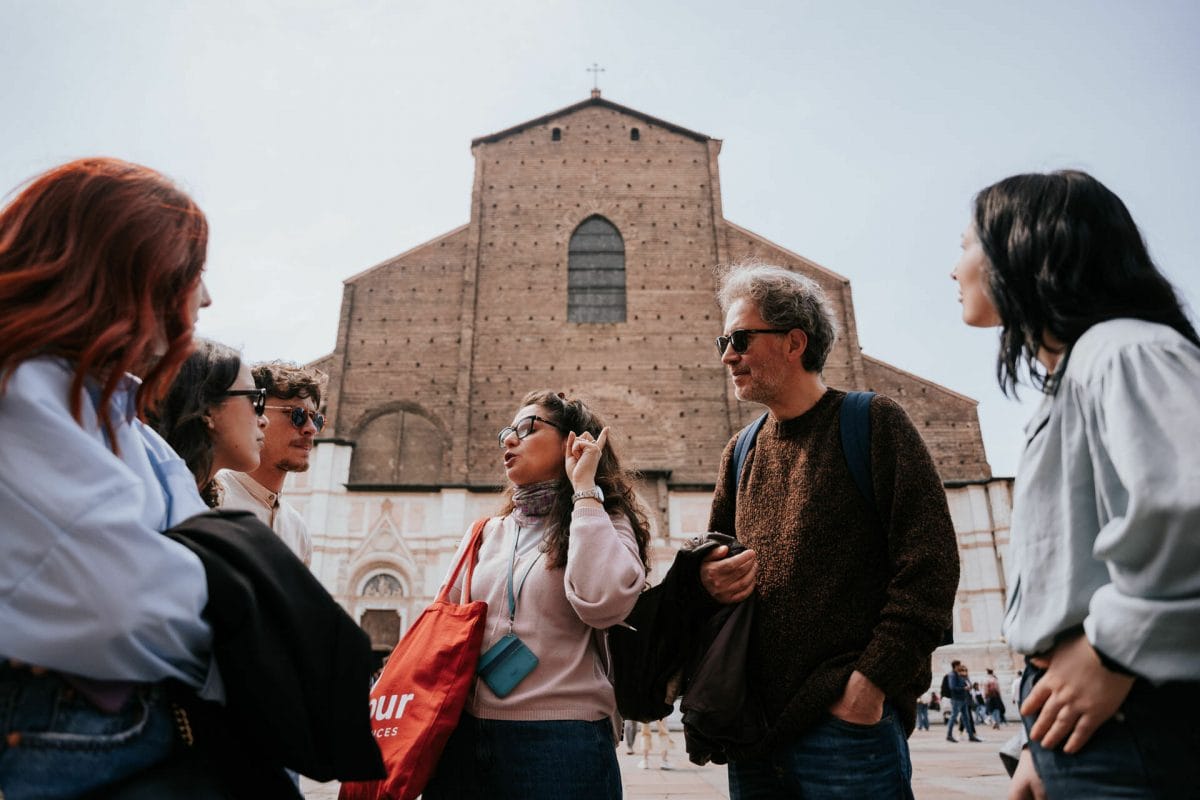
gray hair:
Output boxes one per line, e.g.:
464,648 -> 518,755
716,262 -> 839,372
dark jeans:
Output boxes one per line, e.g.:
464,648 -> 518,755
0,669 -> 174,800
1021,662 -> 1200,799
423,714 -> 621,800
727,704 -> 914,800
915,704 -> 929,730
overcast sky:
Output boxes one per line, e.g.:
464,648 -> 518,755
3,0 -> 1197,476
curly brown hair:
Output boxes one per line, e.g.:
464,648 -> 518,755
252,361 -> 327,405
498,390 -> 652,571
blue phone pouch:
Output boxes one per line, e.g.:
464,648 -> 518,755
477,633 -> 539,697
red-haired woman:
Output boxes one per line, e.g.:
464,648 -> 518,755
0,158 -> 220,798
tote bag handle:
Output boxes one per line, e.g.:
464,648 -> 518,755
435,517 -> 488,605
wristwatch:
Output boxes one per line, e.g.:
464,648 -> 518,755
571,485 -> 605,504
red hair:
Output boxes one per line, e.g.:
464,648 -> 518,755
0,158 -> 209,447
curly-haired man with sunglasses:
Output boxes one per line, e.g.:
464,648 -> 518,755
698,262 -> 959,799
217,360 -> 327,567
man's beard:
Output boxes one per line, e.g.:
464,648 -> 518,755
275,457 -> 311,473
735,373 -> 780,406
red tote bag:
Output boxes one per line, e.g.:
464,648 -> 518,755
339,517 -> 489,800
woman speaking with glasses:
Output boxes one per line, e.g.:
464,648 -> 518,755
423,390 -> 652,800
150,339 -> 269,507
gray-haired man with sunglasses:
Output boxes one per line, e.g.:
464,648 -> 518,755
696,263 -> 959,799
216,360 -> 328,567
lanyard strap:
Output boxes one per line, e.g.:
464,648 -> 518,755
506,524 -> 543,629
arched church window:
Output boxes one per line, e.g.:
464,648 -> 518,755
630,127 -> 640,141
568,216 -> 626,323
552,127 -> 561,141
350,409 -> 444,486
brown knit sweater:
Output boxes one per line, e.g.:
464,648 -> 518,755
707,389 -> 959,755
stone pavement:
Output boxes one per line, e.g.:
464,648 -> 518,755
301,723 -> 1013,799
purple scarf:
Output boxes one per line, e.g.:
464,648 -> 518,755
511,480 -> 562,526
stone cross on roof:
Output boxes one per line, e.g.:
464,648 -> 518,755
587,62 -> 605,95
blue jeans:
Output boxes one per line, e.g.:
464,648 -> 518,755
915,704 -> 929,730
0,669 -> 175,800
945,697 -> 975,738
423,714 -> 621,800
1021,663 -> 1200,799
727,704 -> 914,800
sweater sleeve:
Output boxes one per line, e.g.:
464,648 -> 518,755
563,506 -> 646,628
853,396 -> 960,698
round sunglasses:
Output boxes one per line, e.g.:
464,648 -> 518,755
264,404 -> 326,433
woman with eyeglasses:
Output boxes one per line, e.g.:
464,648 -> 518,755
423,390 -> 652,800
952,170 -> 1200,798
0,158 -> 220,797
150,339 -> 268,507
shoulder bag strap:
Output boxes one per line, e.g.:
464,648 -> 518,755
436,517 -> 489,604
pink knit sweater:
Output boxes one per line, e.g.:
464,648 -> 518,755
447,506 -> 645,721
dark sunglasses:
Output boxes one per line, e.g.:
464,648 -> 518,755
715,328 -> 792,356
497,415 -> 566,448
264,404 -> 326,433
224,388 -> 267,416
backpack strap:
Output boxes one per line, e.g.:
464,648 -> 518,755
729,412 -> 769,500
839,391 -> 876,508
730,393 -> 877,507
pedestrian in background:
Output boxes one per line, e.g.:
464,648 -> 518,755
638,719 -> 674,771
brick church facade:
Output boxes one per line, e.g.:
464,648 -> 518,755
289,93 -> 1018,682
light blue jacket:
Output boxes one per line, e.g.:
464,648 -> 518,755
1004,319 -> 1200,683
0,358 -> 217,691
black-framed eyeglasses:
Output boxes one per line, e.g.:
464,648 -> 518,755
264,404 -> 326,433
715,328 -> 792,357
225,388 -> 267,416
497,415 -> 566,448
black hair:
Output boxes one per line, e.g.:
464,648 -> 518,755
974,169 -> 1198,395
148,339 -> 242,506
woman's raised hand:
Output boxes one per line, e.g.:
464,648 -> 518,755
565,427 -> 609,491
